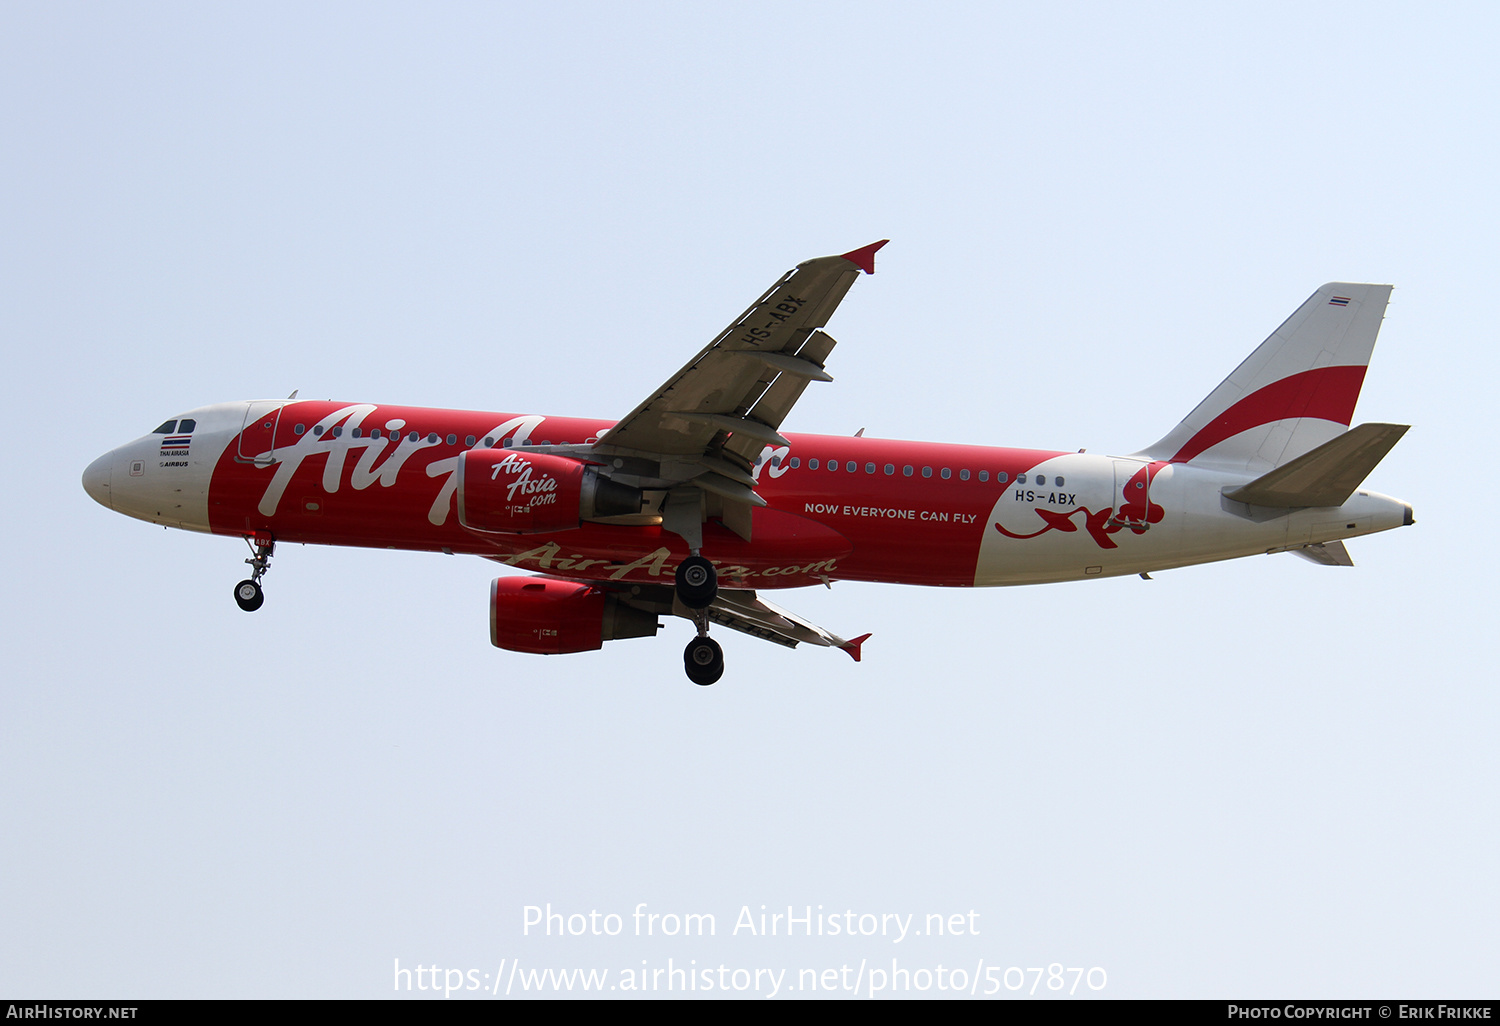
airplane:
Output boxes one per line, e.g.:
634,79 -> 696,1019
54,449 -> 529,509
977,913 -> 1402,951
82,242 -> 1413,685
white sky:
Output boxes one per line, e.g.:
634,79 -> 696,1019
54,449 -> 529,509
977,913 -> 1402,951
2,0 -> 1494,999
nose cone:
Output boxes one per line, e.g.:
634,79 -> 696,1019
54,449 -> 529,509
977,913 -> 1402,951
82,452 -> 113,509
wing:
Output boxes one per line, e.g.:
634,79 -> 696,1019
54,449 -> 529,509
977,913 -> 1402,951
707,589 -> 870,662
587,241 -> 887,543
609,582 -> 870,661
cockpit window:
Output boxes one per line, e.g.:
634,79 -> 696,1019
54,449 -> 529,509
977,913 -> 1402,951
177,418 -> 196,433
153,420 -> 177,434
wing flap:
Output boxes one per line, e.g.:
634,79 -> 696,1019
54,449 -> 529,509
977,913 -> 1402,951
724,330 -> 841,467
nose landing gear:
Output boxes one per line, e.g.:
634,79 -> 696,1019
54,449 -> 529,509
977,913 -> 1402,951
233,534 -> 274,612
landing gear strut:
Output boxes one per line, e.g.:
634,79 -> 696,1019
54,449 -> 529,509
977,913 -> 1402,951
675,553 -> 721,684
234,535 -> 274,612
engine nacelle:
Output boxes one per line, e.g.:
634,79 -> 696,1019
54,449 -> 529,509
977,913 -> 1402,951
457,449 -> 641,534
489,575 -> 659,655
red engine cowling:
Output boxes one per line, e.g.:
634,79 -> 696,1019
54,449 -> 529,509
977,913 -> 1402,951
489,576 -> 659,655
457,449 -> 640,534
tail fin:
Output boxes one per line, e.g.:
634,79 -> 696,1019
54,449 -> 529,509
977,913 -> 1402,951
1140,283 -> 1393,471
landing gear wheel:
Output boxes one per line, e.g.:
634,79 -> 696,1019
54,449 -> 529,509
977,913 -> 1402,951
235,535 -> 275,612
675,555 -> 718,609
234,579 -> 264,612
684,636 -> 724,686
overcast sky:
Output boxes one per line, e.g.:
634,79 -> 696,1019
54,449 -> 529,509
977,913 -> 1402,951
3,0 -> 1495,999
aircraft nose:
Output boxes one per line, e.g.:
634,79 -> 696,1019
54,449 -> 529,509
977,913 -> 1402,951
82,452 -> 113,509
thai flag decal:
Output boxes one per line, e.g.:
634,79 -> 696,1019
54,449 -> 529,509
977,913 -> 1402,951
1329,296 -> 1351,307
160,434 -> 192,451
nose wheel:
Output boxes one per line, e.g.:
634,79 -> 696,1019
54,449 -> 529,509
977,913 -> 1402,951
234,535 -> 275,612
234,579 -> 264,612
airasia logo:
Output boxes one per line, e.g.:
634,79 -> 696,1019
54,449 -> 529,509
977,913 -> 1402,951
490,453 -> 559,507
246,403 -> 547,525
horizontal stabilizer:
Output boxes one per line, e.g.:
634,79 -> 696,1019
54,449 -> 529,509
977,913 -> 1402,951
1224,423 -> 1409,508
1291,540 -> 1355,566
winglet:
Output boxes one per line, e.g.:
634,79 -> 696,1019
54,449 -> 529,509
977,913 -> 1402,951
839,240 -> 889,275
839,633 -> 872,662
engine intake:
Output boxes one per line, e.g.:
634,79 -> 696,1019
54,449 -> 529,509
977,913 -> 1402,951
457,449 -> 641,534
489,575 -> 659,655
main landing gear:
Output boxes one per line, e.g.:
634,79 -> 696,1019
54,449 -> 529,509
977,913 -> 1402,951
675,554 -> 717,608
684,636 -> 724,686
233,535 -> 274,612
676,553 -> 722,685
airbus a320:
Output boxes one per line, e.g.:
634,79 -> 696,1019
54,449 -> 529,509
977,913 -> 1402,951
83,242 -> 1413,684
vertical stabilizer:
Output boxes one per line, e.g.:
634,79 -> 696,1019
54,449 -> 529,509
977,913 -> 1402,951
1140,283 -> 1392,471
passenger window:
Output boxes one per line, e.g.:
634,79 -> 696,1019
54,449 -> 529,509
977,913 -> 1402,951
447,434 -> 458,446
941,468 -> 951,480
466,435 -> 476,447
789,457 -> 800,468
865,462 -> 875,474
1055,476 -> 1065,487
829,460 -> 839,471
979,471 -> 989,482
922,467 -> 932,478
152,420 -> 176,434
351,428 -> 362,438
1036,475 -> 1046,486
428,433 -> 439,443
484,437 -> 496,447
332,426 -> 343,438
1017,473 -> 1026,484
960,469 -> 970,481
809,458 -> 820,469
884,464 -> 895,475
903,465 -> 913,476
998,472 -> 1009,483
294,424 -> 306,436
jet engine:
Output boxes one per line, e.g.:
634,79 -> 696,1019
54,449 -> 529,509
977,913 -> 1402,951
489,576 -> 659,654
457,449 -> 641,534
